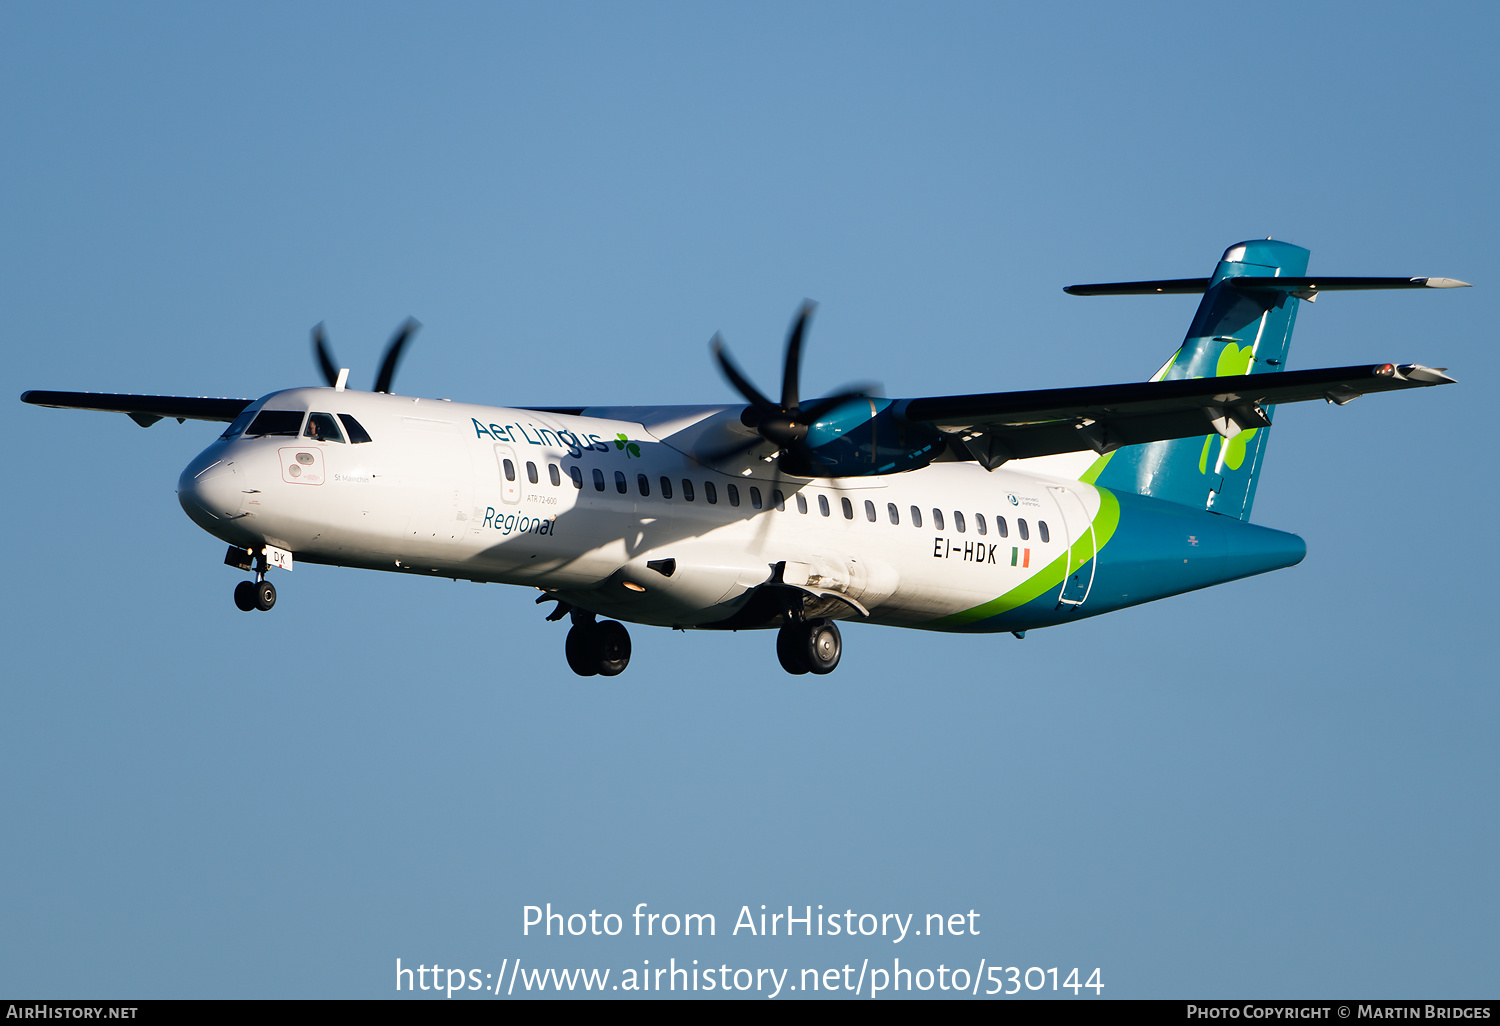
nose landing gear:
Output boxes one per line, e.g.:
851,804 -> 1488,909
227,546 -> 278,612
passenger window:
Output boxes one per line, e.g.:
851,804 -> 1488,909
220,409 -> 255,439
337,413 -> 373,444
682,479 -> 695,501
865,499 -> 877,522
1039,521 -> 1050,544
569,466 -> 583,489
887,503 -> 900,525
1018,518 -> 1030,541
841,497 -> 853,519
750,487 -> 763,509
773,490 -> 786,511
526,462 -> 539,484
796,493 -> 808,514
910,506 -> 923,528
954,511 -> 966,533
976,513 -> 987,535
996,516 -> 1008,538
660,476 -> 673,499
727,484 -> 740,507
503,459 -> 517,482
548,464 -> 561,487
304,412 -> 345,443
933,509 -> 945,531
615,471 -> 628,494
245,410 -> 304,437
704,481 -> 718,504
818,495 -> 830,517
637,473 -> 650,497
593,468 -> 605,491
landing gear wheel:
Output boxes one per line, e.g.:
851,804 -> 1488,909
254,580 -> 277,611
565,620 -> 631,676
803,620 -> 841,675
593,620 -> 631,677
566,624 -> 600,676
233,580 -> 257,612
777,626 -> 810,675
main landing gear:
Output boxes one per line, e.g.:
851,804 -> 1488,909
228,546 -> 276,612
776,619 -> 842,675
564,610 -> 631,677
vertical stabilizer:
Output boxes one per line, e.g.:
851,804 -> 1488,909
1089,239 -> 1309,520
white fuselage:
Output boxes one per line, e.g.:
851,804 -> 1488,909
179,387 -> 1104,632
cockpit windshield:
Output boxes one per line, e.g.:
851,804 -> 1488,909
244,410 -> 306,437
219,408 -> 256,439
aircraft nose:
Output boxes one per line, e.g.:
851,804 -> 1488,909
178,456 -> 244,529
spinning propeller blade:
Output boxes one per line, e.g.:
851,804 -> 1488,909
308,317 -> 421,393
709,302 -> 874,476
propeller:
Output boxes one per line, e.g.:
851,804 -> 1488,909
709,302 -> 876,476
312,318 -> 421,393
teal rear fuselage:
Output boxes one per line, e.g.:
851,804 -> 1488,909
940,487 -> 1305,634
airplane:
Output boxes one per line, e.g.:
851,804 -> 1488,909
21,239 -> 1466,677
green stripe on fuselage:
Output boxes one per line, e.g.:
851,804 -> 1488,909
931,487 -> 1121,627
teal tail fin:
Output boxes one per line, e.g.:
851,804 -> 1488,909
1089,239 -> 1310,520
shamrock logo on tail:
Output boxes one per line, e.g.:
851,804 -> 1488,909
615,433 -> 641,459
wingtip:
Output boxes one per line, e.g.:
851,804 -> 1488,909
1420,277 -> 1472,288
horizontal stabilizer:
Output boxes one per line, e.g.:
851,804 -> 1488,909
20,391 -> 253,426
1065,276 -> 1470,297
1064,278 -> 1211,296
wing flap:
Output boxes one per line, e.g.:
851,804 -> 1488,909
902,364 -> 1454,467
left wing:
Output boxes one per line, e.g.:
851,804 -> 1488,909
898,363 -> 1454,469
21,391 -> 254,428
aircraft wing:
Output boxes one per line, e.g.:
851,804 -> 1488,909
20,391 -> 254,428
900,363 -> 1454,468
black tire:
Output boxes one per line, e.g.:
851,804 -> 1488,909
233,580 -> 257,612
776,626 -> 810,675
594,620 -> 631,677
254,580 -> 277,612
565,624 -> 599,676
803,621 -> 841,675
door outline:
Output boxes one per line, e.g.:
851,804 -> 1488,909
1048,485 -> 1096,608
494,445 -> 521,505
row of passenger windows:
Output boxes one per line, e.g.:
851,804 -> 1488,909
500,459 -> 1050,541
223,409 -> 374,444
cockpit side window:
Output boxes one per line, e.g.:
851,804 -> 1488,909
220,409 -> 256,439
304,412 -> 345,443
245,410 -> 305,437
337,414 -> 373,443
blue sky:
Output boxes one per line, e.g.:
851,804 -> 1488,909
3,1 -> 1496,998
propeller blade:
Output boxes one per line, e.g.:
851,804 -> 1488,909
781,301 -> 816,412
372,317 -> 420,394
711,334 -> 778,412
312,323 -> 339,387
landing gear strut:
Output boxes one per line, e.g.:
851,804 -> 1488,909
777,619 -> 841,675
229,547 -> 276,612
563,609 -> 631,677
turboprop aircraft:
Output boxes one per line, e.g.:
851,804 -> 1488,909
22,240 -> 1465,677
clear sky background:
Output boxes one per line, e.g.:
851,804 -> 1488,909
3,1 -> 1496,999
